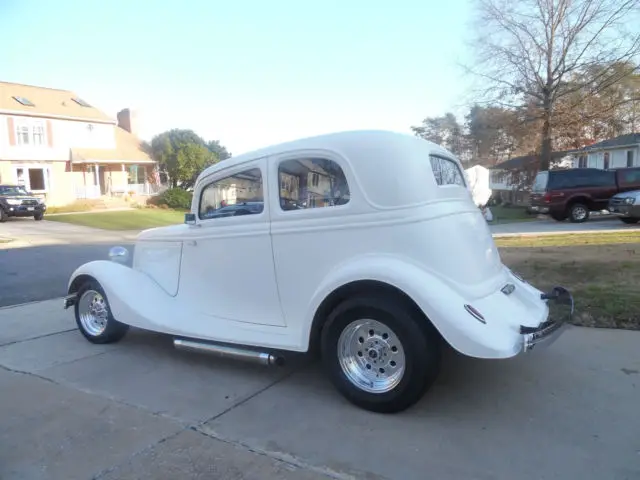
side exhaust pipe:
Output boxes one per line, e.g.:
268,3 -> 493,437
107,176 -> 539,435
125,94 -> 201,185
173,338 -> 285,366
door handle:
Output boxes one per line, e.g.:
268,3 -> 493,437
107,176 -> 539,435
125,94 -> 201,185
186,240 -> 197,246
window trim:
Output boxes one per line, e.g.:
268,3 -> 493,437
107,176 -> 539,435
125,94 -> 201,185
429,154 -> 466,187
197,164 -> 266,222
275,156 -> 352,213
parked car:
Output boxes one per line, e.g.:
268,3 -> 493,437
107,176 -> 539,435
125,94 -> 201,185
0,184 -> 47,222
529,167 -> 640,223
608,189 -> 640,224
63,130 -> 573,413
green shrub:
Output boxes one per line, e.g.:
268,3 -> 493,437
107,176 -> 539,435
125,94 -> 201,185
150,188 -> 192,210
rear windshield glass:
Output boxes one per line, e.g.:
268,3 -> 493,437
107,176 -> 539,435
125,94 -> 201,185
619,168 -> 640,186
429,155 -> 465,187
531,172 -> 548,193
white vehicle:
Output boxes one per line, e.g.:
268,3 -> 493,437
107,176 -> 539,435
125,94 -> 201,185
64,130 -> 573,413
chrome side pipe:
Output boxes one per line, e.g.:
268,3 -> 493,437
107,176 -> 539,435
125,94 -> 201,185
173,338 -> 285,366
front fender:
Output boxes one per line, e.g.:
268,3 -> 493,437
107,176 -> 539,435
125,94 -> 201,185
303,254 -> 527,359
67,260 -> 181,334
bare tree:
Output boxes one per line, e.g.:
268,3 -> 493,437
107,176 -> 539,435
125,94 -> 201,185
464,0 -> 640,170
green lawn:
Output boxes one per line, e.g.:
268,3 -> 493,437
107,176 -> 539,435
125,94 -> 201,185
495,231 -> 640,248
488,205 -> 537,224
46,209 -> 185,230
500,240 -> 640,330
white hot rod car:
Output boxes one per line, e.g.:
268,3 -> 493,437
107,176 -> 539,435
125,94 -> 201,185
64,130 -> 573,413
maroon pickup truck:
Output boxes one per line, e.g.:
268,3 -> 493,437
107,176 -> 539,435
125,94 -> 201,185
529,167 -> 640,223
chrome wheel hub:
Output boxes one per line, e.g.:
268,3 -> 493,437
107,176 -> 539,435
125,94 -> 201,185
78,290 -> 109,336
337,319 -> 406,393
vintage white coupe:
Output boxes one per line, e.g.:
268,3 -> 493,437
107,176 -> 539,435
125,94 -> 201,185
64,130 -> 573,413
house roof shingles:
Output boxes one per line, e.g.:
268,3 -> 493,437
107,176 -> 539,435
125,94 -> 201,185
0,81 -> 114,123
490,150 -> 572,170
581,133 -> 640,151
72,126 -> 154,163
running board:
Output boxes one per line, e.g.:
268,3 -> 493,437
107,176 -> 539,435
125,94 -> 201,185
173,338 -> 285,366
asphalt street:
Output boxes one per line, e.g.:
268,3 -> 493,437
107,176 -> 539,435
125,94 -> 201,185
0,219 -> 135,307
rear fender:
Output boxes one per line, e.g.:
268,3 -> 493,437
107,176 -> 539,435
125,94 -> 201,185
303,254 -> 521,358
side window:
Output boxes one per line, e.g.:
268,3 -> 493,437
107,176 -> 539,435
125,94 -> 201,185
430,155 -> 465,186
622,169 -> 640,184
278,158 -> 350,210
199,167 -> 264,220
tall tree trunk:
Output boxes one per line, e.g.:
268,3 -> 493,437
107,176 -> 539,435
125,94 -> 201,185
540,88 -> 553,171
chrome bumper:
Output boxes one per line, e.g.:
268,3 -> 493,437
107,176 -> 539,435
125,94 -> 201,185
520,286 -> 573,352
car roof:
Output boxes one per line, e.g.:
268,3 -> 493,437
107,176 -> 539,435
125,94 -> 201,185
195,130 -> 466,209
198,130 -> 453,179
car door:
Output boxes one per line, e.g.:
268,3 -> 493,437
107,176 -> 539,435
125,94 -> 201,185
178,157 -> 286,327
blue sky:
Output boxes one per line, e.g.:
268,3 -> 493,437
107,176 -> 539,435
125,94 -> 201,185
0,0 -> 474,155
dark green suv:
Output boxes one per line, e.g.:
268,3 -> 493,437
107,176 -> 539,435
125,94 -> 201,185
0,184 -> 47,222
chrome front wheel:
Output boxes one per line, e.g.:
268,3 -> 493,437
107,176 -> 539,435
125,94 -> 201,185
74,279 -> 129,344
337,319 -> 406,394
78,290 -> 109,336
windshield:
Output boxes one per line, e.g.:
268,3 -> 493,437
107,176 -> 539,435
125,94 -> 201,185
0,186 -> 29,196
531,172 -> 548,193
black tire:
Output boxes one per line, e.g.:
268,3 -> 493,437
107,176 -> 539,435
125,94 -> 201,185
320,295 -> 441,413
34,212 -> 44,221
620,217 -> 640,224
0,208 -> 6,223
568,203 -> 590,223
550,212 -> 567,222
74,279 -> 129,344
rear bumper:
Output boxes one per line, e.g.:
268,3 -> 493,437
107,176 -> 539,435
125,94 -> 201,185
520,286 -> 573,353
527,204 -> 550,214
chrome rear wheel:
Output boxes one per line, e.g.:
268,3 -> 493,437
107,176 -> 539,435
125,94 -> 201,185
337,319 -> 406,394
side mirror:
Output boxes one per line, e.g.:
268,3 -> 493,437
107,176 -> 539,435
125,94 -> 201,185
184,213 -> 196,225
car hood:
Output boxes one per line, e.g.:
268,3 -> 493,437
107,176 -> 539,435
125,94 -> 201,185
612,190 -> 640,200
0,195 -> 41,201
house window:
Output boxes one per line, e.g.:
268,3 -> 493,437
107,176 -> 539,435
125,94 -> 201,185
628,151 -> 635,168
430,155 -> 465,186
578,155 -> 587,168
603,152 -> 610,169
199,167 -> 264,220
32,124 -> 45,145
128,165 -> 145,184
16,125 -> 30,145
277,158 -> 350,211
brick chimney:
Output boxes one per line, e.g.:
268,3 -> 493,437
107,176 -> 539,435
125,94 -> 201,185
117,108 -> 138,136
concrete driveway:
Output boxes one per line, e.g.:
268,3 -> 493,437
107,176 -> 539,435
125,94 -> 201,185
1,300 -> 638,480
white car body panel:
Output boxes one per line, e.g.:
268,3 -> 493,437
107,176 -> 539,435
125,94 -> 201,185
67,130 -> 567,359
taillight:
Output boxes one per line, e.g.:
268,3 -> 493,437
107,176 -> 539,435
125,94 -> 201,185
543,192 -> 551,203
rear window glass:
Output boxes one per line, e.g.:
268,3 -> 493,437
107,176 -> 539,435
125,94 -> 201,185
548,169 -> 615,189
429,155 -> 465,187
531,172 -> 548,192
620,169 -> 640,185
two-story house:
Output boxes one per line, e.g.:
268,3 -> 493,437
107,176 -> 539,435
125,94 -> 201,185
0,81 -> 158,206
